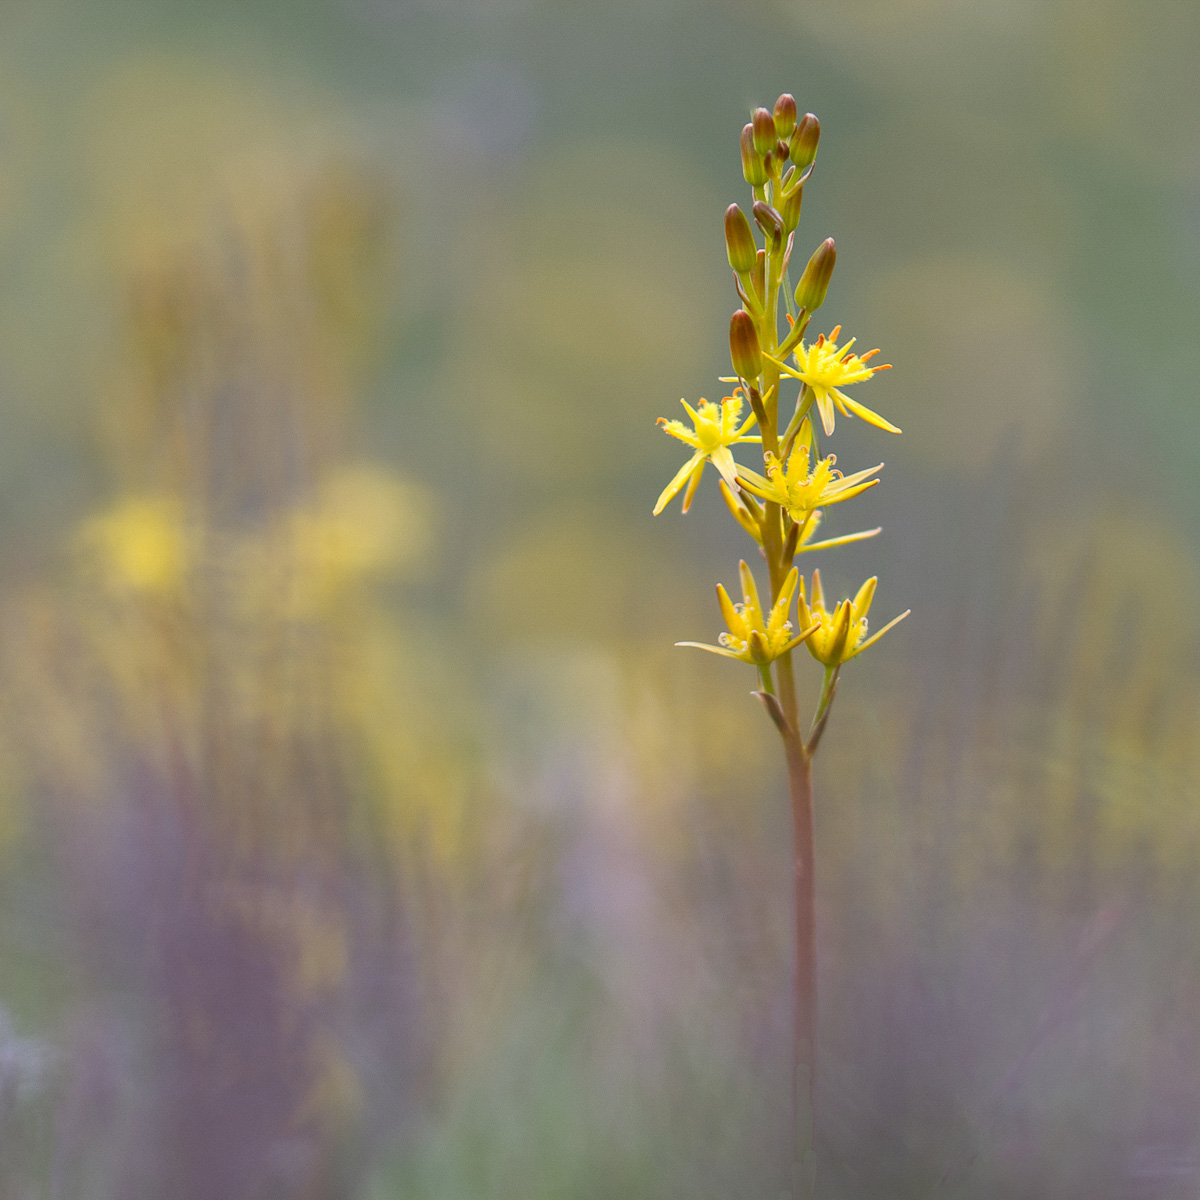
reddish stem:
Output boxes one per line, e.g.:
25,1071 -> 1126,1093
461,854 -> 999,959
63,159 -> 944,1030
786,737 -> 815,1200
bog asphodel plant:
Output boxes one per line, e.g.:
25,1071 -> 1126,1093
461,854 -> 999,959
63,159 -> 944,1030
652,96 -> 908,1200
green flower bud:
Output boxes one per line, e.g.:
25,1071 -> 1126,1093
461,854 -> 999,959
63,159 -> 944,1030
788,113 -> 820,171
724,204 -> 757,274
780,180 -> 804,232
794,238 -> 836,314
729,310 -> 763,381
773,94 -> 797,140
752,108 -> 777,158
740,123 -> 768,187
752,201 -> 784,248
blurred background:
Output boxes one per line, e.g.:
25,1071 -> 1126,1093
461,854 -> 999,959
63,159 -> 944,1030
0,0 -> 1198,1196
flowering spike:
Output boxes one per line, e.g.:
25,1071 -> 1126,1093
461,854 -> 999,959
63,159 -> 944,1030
660,100 -> 910,1200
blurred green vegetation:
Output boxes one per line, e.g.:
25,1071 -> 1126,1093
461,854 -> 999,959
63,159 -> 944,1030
0,0 -> 1197,1197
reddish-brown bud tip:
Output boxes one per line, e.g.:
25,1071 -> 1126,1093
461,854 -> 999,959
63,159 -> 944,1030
751,200 -> 784,248
751,107 -> 777,157
729,310 -> 763,382
773,94 -> 797,140
740,123 -> 768,187
794,237 -> 836,314
788,113 -> 821,171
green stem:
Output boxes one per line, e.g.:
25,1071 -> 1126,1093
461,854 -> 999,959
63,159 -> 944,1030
780,386 -> 815,459
806,664 -> 841,756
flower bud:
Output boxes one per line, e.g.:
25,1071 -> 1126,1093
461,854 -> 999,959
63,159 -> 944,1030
724,204 -> 757,274
773,94 -> 797,140
788,113 -> 820,171
729,310 -> 763,381
794,238 -> 836,314
828,601 -> 853,664
748,629 -> 772,665
752,201 -> 784,248
752,107 -> 777,157
740,123 -> 768,187
780,182 -> 803,232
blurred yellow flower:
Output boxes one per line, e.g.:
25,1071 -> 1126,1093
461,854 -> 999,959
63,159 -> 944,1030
653,393 -> 761,515
772,325 -> 897,437
797,570 -> 908,667
79,495 -> 188,594
277,465 -> 431,616
678,561 -> 816,665
736,437 -> 883,523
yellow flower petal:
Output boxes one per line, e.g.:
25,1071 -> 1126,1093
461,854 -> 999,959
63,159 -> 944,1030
653,451 -> 705,515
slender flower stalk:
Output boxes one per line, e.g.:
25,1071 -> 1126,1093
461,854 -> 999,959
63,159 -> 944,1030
651,95 -> 908,1200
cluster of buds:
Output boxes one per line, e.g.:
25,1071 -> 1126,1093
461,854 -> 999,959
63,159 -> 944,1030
654,93 -> 907,754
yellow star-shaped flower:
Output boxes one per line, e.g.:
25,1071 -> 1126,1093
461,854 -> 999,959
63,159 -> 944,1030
653,393 -> 761,515
677,561 -> 817,665
735,441 -> 883,523
771,325 -> 897,437
797,570 -> 909,667
716,480 -> 882,553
